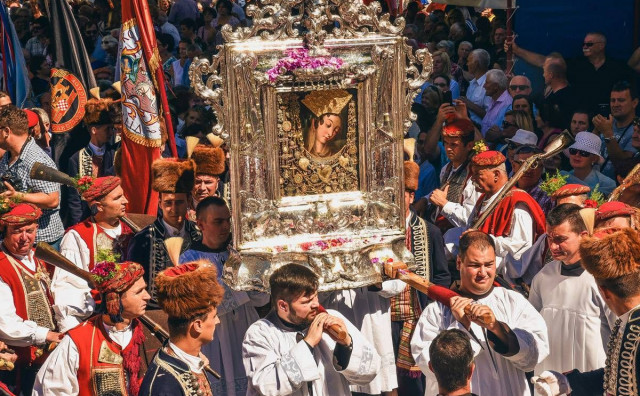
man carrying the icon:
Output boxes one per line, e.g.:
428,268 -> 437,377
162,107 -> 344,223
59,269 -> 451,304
51,176 -> 134,332
33,260 -> 150,396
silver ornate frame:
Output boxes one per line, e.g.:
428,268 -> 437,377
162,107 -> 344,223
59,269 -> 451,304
190,0 -> 432,292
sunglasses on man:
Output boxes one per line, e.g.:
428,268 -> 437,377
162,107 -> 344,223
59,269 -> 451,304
569,148 -> 592,157
509,85 -> 529,91
582,42 -> 603,48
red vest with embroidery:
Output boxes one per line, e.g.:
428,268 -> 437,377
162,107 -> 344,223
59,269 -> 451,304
473,187 -> 546,239
68,218 -> 134,269
0,251 -> 56,365
68,315 -> 145,396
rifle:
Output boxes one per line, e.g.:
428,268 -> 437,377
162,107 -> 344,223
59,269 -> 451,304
471,132 -> 573,230
33,243 -> 223,379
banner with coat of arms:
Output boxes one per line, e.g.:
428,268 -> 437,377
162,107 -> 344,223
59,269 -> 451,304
119,0 -> 176,215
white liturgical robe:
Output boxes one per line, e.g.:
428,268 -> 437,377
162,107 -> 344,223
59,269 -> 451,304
529,260 -> 616,374
411,287 -> 549,396
243,309 -> 380,396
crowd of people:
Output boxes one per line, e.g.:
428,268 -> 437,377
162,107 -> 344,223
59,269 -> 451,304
0,0 -> 639,396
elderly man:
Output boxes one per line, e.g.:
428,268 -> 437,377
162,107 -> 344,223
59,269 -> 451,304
509,32 -> 633,113
411,231 -> 549,396
0,105 -> 64,246
461,49 -> 491,125
52,176 -> 134,332
507,75 -> 532,98
593,81 -> 638,179
481,69 -> 513,137
0,204 -> 63,395
243,264 -> 381,396
34,261 -> 150,396
550,184 -> 591,207
529,204 -> 615,374
180,197 -> 269,396
594,201 -> 639,230
444,150 -> 546,278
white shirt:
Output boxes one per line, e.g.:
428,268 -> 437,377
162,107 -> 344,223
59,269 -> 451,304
32,319 -> 134,396
411,287 -> 549,396
440,175 -> 482,228
52,224 -> 122,332
0,249 -> 50,346
243,309 -> 381,396
168,341 -> 205,374
466,73 -> 491,124
444,185 -> 536,276
529,261 -> 615,374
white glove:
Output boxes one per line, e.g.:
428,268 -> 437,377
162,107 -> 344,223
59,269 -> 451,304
531,370 -> 572,396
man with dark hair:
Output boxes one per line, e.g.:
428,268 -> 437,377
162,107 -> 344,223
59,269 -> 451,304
180,196 -> 268,396
242,263 -> 380,396
412,231 -> 548,396
0,105 -> 64,246
531,228 -> 640,396
34,261 -> 150,395
428,118 -> 482,232
0,90 -> 12,107
593,81 -> 639,179
569,109 -> 592,135
428,329 -> 476,396
140,261 -> 225,396
529,204 -> 615,375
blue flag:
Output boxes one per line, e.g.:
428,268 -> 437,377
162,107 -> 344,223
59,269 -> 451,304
0,4 -> 31,107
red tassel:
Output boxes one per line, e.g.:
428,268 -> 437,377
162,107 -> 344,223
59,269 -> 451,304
122,319 -> 145,396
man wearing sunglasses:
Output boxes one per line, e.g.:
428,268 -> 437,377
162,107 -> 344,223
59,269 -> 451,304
506,32 -> 633,114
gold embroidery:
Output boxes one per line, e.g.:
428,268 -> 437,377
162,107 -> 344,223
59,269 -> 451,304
98,340 -> 124,365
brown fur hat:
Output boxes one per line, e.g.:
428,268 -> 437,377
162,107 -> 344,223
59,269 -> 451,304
155,260 -> 224,319
84,98 -> 115,126
580,228 -> 640,280
192,145 -> 226,176
152,158 -> 196,193
404,160 -> 420,192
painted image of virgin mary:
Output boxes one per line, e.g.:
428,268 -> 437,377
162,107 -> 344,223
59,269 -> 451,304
301,89 -> 352,159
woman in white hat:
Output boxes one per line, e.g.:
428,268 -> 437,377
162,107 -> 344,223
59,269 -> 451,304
560,131 -> 617,196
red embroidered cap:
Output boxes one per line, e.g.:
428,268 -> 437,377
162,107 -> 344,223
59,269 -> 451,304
90,261 -> 144,320
24,109 -> 39,128
550,184 -> 591,199
82,176 -> 121,202
442,119 -> 474,138
471,150 -> 506,167
596,201 -> 635,221
0,203 -> 42,226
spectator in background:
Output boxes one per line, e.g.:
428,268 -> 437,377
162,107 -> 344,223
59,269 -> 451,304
178,18 -> 199,46
462,48 -> 491,125
432,74 -> 451,95
512,94 -> 536,123
25,17 -> 50,57
197,7 -> 217,51
171,40 -> 190,87
561,131 -> 616,196
512,145 -> 554,214
481,69 -> 512,137
509,32 -> 633,113
593,81 -> 638,179
428,330 -> 476,396
158,33 -> 177,83
570,110 -> 592,135
507,75 -> 532,98
431,50 -> 460,99
168,0 -> 199,25
415,129 -> 440,200
489,25 -> 507,69
29,55 -> 50,96
542,55 -> 576,129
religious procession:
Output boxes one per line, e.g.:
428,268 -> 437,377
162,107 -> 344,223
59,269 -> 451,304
0,0 -> 639,395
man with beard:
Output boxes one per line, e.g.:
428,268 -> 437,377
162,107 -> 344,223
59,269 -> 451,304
529,204 -> 615,375
242,264 -> 380,396
33,260 -> 150,396
411,231 -> 548,396
187,145 -> 226,222
180,197 -> 268,396
52,176 -> 134,332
